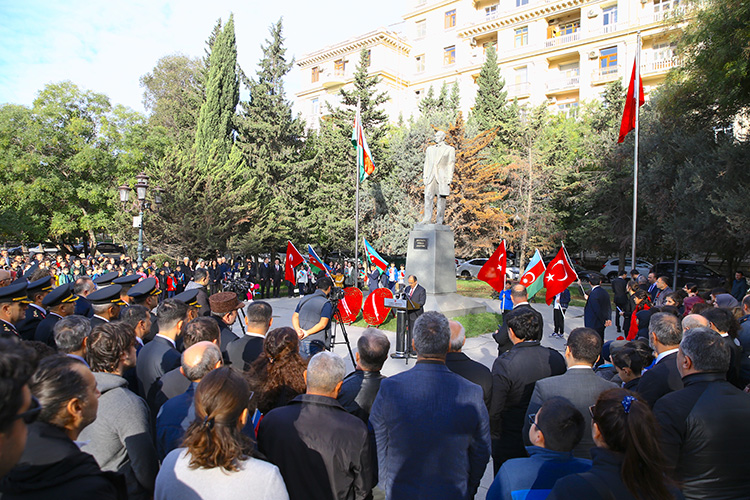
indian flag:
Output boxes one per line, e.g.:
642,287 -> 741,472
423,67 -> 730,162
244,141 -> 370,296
351,101 -> 375,182
520,249 -> 546,299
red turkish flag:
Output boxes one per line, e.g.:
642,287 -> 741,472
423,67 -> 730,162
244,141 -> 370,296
285,241 -> 304,284
544,246 -> 578,305
477,241 -> 507,293
618,59 -> 645,143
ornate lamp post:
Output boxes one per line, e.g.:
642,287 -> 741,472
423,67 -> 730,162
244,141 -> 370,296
118,172 -> 163,267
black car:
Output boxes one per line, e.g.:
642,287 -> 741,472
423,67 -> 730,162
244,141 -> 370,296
651,260 -> 726,290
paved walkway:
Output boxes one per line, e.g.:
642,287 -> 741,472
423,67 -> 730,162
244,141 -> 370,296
234,294 -> 621,499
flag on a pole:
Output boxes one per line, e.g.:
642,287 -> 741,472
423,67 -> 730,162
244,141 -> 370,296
544,245 -> 578,305
520,249 -> 546,299
477,241 -> 507,293
618,59 -> 645,143
351,102 -> 375,182
307,245 -> 331,278
285,241 -> 305,284
363,238 -> 388,272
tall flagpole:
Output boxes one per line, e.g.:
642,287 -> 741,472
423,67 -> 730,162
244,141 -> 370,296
630,32 -> 641,274
354,99 -> 361,278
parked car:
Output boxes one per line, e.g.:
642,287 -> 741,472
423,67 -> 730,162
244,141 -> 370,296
95,242 -> 126,259
651,260 -> 725,290
28,242 -> 61,255
456,258 -> 520,281
574,265 -> 606,284
600,258 -> 653,281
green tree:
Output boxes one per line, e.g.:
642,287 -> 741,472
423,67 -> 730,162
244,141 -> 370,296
194,14 -> 239,172
470,46 -> 518,144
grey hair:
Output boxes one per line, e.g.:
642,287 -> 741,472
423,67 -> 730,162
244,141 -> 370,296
306,351 -> 345,393
449,322 -> 466,352
73,277 -> 95,295
91,303 -> 112,316
650,312 -> 682,346
53,315 -> 92,353
357,328 -> 390,371
181,343 -> 222,382
680,327 -> 730,373
413,311 -> 450,356
682,314 -> 709,331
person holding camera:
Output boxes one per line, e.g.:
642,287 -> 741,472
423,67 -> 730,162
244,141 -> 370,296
292,276 -> 334,359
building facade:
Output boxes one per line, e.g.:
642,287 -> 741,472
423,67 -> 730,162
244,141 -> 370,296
294,0 -> 687,129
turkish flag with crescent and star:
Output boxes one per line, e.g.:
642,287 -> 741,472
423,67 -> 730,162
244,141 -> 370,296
477,240 -> 507,293
544,245 -> 578,305
285,241 -> 305,284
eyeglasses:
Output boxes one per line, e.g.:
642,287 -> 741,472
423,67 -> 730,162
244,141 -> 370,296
528,413 -> 542,433
588,405 -> 596,421
14,396 -> 41,425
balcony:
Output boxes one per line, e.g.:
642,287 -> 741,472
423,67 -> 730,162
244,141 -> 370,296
544,31 -> 581,48
591,65 -> 620,84
652,7 -> 686,23
641,58 -> 680,75
546,75 -> 580,93
320,69 -> 346,88
507,82 -> 531,98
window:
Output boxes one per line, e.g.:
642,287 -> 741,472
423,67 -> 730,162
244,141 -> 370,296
558,20 -> 580,35
416,20 -> 426,38
516,0 -> 529,6
445,9 -> 456,29
334,59 -> 346,74
654,0 -> 680,13
514,66 -> 528,84
559,62 -> 580,78
444,46 -> 456,65
653,41 -> 676,61
415,54 -> 425,72
312,98 -> 319,115
311,66 -> 320,83
514,26 -> 528,48
600,46 -> 618,72
603,6 -> 618,26
485,4 -> 498,18
558,101 -> 579,118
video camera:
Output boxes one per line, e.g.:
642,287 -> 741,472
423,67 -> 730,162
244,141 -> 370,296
329,286 -> 345,302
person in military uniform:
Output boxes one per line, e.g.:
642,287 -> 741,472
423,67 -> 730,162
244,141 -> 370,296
128,277 -> 162,343
88,284 -> 126,328
93,270 -> 120,288
73,276 -> 96,318
16,276 -> 53,341
174,289 -> 202,323
113,274 -> 140,309
0,282 -> 29,338
34,283 -> 78,347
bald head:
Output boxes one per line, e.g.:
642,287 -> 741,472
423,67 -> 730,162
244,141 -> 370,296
510,284 -> 528,305
180,341 -> 222,382
449,320 -> 466,352
682,314 -> 710,332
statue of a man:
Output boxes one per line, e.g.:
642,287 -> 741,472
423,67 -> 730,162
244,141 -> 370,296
420,130 -> 456,225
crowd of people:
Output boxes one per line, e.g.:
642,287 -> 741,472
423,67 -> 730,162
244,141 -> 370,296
1,250 -> 750,500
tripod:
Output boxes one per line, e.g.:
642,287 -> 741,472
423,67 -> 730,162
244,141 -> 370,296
329,300 -> 355,367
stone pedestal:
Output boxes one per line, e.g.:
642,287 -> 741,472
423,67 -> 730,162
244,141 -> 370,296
405,224 -> 487,317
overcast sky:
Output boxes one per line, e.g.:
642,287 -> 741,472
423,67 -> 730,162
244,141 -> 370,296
0,0 -> 406,113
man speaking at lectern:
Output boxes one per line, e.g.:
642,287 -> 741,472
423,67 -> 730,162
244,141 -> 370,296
404,275 -> 426,340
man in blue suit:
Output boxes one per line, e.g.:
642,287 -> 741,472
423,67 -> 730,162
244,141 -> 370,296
370,311 -> 491,500
583,275 -> 611,341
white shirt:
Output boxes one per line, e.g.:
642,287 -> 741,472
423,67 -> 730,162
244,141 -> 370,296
155,334 -> 176,348
655,347 -> 679,364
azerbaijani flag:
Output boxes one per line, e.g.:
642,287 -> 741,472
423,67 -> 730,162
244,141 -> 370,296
351,101 -> 375,182
363,238 -> 388,272
307,245 -> 331,278
520,249 -> 546,299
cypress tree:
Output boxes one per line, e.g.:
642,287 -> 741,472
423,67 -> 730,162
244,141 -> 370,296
472,46 -> 513,133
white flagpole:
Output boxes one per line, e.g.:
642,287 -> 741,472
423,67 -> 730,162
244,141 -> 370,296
355,100 -> 361,280
630,32 -> 641,276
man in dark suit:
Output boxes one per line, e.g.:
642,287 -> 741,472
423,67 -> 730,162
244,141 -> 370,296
524,327 -> 617,459
337,327 -> 390,422
493,284 -> 536,356
271,258 -> 284,298
446,320 -> 492,409
701,307 -> 745,388
637,312 -> 683,407
490,308 -> 566,473
370,311 -> 490,499
611,270 -> 629,333
34,283 -> 78,347
258,257 -> 271,299
208,291 -> 244,356
16,276 -> 52,341
226,301 -> 272,370
404,274 -> 426,343
583,275 -> 611,341
136,298 -> 187,415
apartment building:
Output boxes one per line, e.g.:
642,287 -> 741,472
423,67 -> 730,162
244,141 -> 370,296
294,0 -> 686,128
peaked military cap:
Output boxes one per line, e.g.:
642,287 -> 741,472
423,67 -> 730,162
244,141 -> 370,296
113,274 -> 140,291
174,289 -> 201,308
94,271 -> 120,286
127,277 -> 161,299
42,283 -> 79,308
0,282 -> 30,304
27,276 -> 53,297
88,284 -> 126,305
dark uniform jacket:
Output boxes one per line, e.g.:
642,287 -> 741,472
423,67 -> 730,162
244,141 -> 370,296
654,372 -> 750,500
34,312 -> 62,348
0,319 -> 19,339
0,422 -> 126,500
258,394 -> 375,500
16,304 -> 45,341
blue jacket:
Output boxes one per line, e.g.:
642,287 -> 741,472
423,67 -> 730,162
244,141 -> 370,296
155,383 -> 196,461
487,446 -> 591,500
584,286 -> 611,330
370,360 -> 491,500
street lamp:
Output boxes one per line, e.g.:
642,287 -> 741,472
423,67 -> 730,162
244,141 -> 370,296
118,172 -> 163,267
